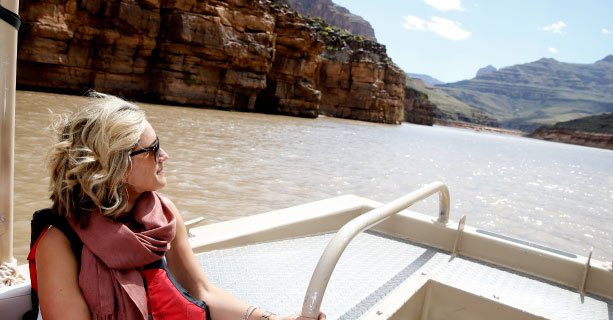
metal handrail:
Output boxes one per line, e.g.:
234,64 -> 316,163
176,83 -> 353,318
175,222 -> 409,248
300,181 -> 450,318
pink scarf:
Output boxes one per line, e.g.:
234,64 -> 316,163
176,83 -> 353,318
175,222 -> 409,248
69,191 -> 176,320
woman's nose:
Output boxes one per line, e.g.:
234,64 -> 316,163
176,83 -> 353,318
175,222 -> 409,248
158,148 -> 170,162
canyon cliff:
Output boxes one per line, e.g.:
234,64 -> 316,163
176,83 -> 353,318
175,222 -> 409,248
289,0 -> 376,40
16,0 -> 426,125
404,86 -> 434,125
309,19 -> 405,124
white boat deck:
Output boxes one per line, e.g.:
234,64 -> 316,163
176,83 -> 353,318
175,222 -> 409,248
198,231 -> 613,320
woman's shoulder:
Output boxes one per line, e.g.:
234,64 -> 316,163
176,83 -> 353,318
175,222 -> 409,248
31,208 -> 83,260
38,226 -> 72,249
36,226 -> 76,262
34,227 -> 89,319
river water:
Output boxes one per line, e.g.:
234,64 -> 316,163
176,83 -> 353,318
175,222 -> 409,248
11,90 -> 613,262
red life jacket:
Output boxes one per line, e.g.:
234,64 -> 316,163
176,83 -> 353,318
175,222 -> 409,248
25,209 -> 210,320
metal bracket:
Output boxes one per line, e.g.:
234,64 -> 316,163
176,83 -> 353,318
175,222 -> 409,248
185,217 -> 206,238
452,215 -> 466,256
580,247 -> 593,294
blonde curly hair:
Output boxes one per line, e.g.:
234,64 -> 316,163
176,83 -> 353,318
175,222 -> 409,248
47,92 -> 147,223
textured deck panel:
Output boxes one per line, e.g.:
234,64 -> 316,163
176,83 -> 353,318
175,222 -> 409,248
197,232 -> 613,320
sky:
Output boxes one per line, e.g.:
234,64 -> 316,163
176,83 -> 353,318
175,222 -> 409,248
332,0 -> 613,83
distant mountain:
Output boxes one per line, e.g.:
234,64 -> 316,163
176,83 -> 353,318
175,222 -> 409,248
476,65 -> 497,78
406,76 -> 498,126
439,55 -> 613,131
289,0 -> 376,40
407,73 -> 445,86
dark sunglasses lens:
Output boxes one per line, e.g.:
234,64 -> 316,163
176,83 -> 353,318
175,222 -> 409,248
154,141 -> 160,161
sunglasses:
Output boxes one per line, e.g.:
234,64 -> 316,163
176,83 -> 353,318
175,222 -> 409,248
129,137 -> 160,162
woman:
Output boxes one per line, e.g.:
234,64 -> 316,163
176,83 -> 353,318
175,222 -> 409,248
28,92 -> 325,320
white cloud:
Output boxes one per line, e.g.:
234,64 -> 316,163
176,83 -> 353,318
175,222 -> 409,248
602,28 -> 612,35
541,21 -> 567,34
424,0 -> 465,11
428,17 -> 471,40
403,15 -> 427,30
548,47 -> 558,54
403,15 -> 471,41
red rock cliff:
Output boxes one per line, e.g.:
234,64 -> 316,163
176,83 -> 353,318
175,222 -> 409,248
254,5 -> 322,117
310,20 -> 404,124
17,0 -> 420,125
18,0 -> 281,112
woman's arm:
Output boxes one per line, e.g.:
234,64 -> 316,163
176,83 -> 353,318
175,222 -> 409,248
36,226 -> 90,319
163,198 -> 324,320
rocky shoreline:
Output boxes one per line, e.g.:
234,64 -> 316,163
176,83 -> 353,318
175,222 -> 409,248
434,120 -> 524,136
436,120 -> 613,150
528,128 -> 613,150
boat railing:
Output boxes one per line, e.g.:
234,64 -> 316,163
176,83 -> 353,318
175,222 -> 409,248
300,181 -> 450,318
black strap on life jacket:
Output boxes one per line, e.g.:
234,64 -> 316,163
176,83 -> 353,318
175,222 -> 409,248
0,4 -> 20,30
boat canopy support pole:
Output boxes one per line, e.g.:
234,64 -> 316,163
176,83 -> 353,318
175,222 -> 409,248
301,181 -> 451,319
0,0 -> 24,287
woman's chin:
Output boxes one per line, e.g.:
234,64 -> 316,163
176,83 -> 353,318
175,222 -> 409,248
157,177 -> 167,189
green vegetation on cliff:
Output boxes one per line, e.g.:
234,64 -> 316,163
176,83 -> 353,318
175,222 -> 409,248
287,0 -> 377,40
304,16 -> 387,63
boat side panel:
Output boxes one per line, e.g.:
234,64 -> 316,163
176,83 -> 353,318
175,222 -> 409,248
0,283 -> 32,320
189,195 -> 379,252
374,212 -> 613,300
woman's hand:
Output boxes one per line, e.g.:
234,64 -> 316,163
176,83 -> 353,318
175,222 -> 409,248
279,312 -> 326,320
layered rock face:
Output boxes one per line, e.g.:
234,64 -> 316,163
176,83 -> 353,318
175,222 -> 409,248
254,6 -> 322,117
150,0 -> 277,110
311,23 -> 405,124
317,50 -> 405,124
18,0 -> 161,95
17,0 -> 414,124
289,0 -> 376,40
404,87 -> 434,125
18,0 -> 282,112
